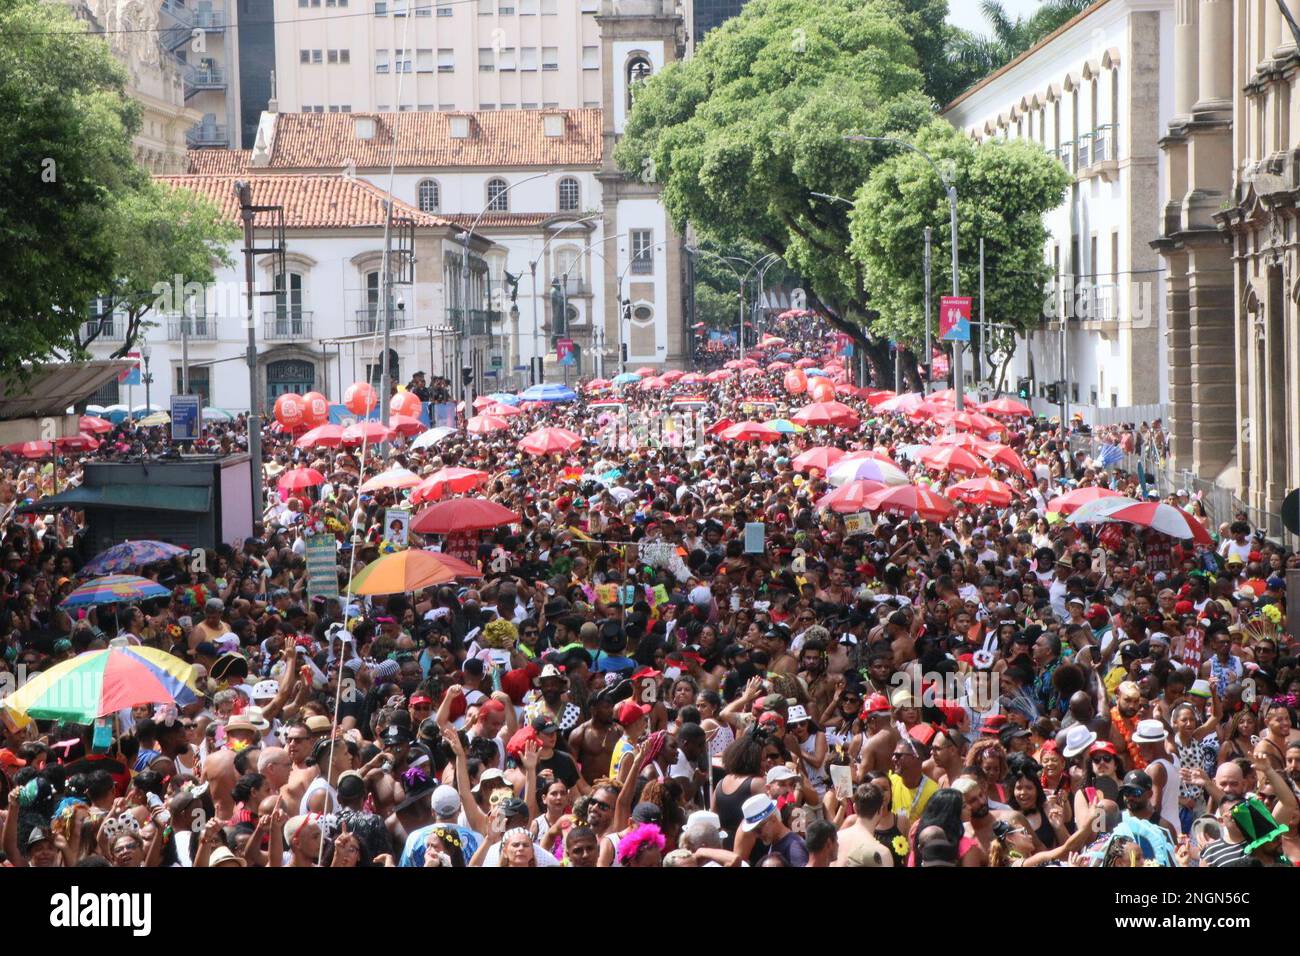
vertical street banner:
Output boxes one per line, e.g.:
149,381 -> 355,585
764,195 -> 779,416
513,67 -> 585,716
305,533 -> 339,602
939,295 -> 972,342
121,351 -> 142,386
385,508 -> 410,548
557,338 -> 575,365
170,394 -> 201,442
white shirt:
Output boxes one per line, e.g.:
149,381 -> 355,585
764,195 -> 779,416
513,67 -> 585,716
482,840 -> 561,867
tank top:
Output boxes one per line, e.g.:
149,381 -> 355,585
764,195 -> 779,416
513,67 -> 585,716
299,776 -> 337,815
714,777 -> 754,851
875,816 -> 908,867
1146,756 -> 1181,829
800,734 -> 828,794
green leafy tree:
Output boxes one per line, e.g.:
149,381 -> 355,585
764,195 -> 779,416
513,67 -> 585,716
617,0 -> 935,380
848,120 -> 1071,391
0,0 -> 145,375
73,182 -> 239,358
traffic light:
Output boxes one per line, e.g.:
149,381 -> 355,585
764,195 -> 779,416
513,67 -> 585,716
1045,381 -> 1060,404
621,343 -> 629,364
1016,377 -> 1032,401
461,366 -> 474,387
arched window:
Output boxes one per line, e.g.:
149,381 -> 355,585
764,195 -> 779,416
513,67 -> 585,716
558,177 -> 580,211
366,348 -> 400,387
486,177 -> 509,212
626,55 -> 652,111
417,178 -> 440,212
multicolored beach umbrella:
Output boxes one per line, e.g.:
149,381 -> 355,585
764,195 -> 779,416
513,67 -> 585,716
0,645 -> 199,723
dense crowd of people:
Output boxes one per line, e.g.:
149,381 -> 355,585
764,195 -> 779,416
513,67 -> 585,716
0,313 -> 1295,870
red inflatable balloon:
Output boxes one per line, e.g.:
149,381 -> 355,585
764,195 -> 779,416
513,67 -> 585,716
783,369 -> 808,395
390,390 -> 422,418
344,382 -> 378,416
301,391 -> 330,427
809,380 -> 836,403
274,393 -> 305,429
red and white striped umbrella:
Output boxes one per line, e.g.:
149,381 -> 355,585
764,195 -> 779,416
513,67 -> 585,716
1079,500 -> 1214,545
792,446 -> 846,473
341,421 -> 397,445
1047,486 -> 1125,516
862,484 -> 955,522
917,445 -> 990,476
816,480 -> 886,513
946,476 -> 1015,507
518,427 -> 584,456
792,401 -> 860,428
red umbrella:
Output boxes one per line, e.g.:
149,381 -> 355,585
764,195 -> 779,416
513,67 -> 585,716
865,390 -> 896,407
834,383 -> 861,398
816,479 -> 886,513
660,369 -> 685,382
767,361 -> 792,372
737,359 -> 759,368
472,395 -> 500,410
740,367 -> 765,377
412,467 -> 490,504
794,358 -> 817,369
1101,501 -> 1214,546
947,476 -> 1015,507
718,421 -> 782,442
341,421 -> 397,445
635,366 -> 658,377
466,414 -> 509,435
482,402 -> 524,417
296,424 -> 345,449
277,467 -> 325,492
862,484 -> 955,522
79,415 -> 113,434
792,401 -> 860,428
875,392 -> 924,414
388,414 -> 426,436
680,372 -> 707,384
978,443 -> 1033,478
54,434 -> 100,452
917,445 -> 990,476
1047,486 -> 1125,516
5,441 -> 53,459
639,376 -> 669,390
930,432 -> 987,450
705,369 -> 735,382
979,397 -> 1033,417
704,418 -> 734,436
585,378 -> 612,392
410,497 -> 520,534
792,446 -> 846,473
518,427 -> 583,456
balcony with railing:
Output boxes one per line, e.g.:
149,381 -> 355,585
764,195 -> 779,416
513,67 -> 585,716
186,122 -> 228,147
166,315 -> 219,341
262,312 -> 314,341
81,318 -> 125,341
349,309 -> 410,335
448,308 -> 502,336
629,254 -> 654,275
1074,283 -> 1121,325
160,0 -> 193,27
1058,140 -> 1075,174
184,65 -> 226,99
1077,131 -> 1095,170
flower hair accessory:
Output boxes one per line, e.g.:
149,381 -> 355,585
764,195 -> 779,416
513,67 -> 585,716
401,766 -> 429,789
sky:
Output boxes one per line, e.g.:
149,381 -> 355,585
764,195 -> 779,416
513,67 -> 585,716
945,0 -> 1048,36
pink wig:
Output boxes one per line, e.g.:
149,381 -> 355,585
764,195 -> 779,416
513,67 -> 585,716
617,823 -> 667,865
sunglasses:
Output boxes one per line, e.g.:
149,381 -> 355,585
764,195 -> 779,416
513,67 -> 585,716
1091,754 -> 1115,763
588,799 -> 613,812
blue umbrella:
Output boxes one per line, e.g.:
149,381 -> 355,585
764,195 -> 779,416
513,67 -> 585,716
521,383 -> 577,402
487,392 -> 521,406
61,574 -> 172,609
803,368 -> 826,378
612,373 -> 641,387
81,541 -> 188,577
774,352 -> 795,361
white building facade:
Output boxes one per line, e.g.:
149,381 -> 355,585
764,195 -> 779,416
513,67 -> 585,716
943,0 -> 1173,420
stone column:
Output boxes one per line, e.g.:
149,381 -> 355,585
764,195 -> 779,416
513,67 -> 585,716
1186,240 -> 1237,477
1163,250 -> 1194,467
1267,0 -> 1284,63
1172,0 -> 1199,124
1193,0 -> 1234,119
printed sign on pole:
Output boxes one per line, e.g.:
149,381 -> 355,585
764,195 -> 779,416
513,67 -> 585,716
843,512 -> 873,536
938,295 -> 972,342
305,534 -> 340,602
170,394 -> 201,442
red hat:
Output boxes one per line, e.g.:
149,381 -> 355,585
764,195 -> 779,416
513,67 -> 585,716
757,711 -> 786,732
936,702 -> 965,729
908,723 -> 938,748
615,701 -> 652,726
1174,600 -> 1194,615
630,667 -> 662,682
980,714 -> 1008,735
1089,740 -> 1118,757
506,725 -> 539,759
861,693 -> 891,718
675,651 -> 705,667
1086,603 -> 1109,623
557,497 -> 572,510
1248,550 -> 1262,563
478,699 -> 506,717
409,695 -> 433,708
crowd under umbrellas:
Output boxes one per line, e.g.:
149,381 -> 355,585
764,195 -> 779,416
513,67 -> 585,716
0,309 -> 1293,873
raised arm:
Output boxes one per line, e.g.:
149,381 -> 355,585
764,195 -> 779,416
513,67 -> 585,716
442,725 -> 488,835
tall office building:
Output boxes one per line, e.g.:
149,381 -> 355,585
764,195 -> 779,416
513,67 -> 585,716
686,0 -> 748,49
237,0 -> 276,146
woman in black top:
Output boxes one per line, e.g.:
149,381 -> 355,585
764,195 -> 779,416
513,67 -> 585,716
1009,762 -> 1068,850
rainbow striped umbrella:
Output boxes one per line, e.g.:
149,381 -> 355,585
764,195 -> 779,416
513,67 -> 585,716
60,574 -> 171,609
0,645 -> 198,722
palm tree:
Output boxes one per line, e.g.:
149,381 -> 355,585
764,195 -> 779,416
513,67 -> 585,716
947,0 -> 1097,82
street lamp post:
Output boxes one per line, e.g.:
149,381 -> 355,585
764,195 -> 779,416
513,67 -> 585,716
842,135 -> 963,408
141,341 -> 153,415
458,171 -> 550,403
528,213 -> 600,385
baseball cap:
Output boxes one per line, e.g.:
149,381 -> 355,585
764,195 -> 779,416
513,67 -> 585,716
432,784 -> 461,817
1119,769 -> 1153,796
631,802 -> 663,825
765,765 -> 798,785
615,701 -> 651,726
530,715 -> 560,735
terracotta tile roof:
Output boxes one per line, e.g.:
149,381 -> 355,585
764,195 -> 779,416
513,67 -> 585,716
154,175 -> 452,229
268,109 -> 604,169
187,149 -> 252,174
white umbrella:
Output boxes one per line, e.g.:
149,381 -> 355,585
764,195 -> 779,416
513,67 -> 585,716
1065,496 -> 1140,526
827,457 -> 909,488
411,426 -> 458,450
608,486 -> 636,504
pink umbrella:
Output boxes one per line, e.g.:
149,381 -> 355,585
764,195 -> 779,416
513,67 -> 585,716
827,456 -> 909,487
660,369 -> 685,382
341,421 -> 397,446
917,445 -> 990,476
767,361 -> 792,372
705,370 -> 734,383
816,479 -> 886,513
482,403 -> 524,417
518,427 -> 583,456
978,443 -> 1033,479
472,396 -> 498,411
412,467 -> 491,504
360,466 -> 422,493
54,434 -> 100,452
466,414 -> 509,435
862,484 -> 955,522
388,414 -> 426,436
5,441 -> 53,459
680,372 -> 707,384
794,358 -> 817,369
296,424 -> 345,448
946,476 -> 1015,507
792,447 -> 846,473
585,378 -> 612,392
277,467 -> 325,493
740,367 -> 765,377
979,397 -> 1033,417
875,392 -> 923,414
930,432 -> 987,450
639,376 -> 669,390
635,366 -> 658,377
